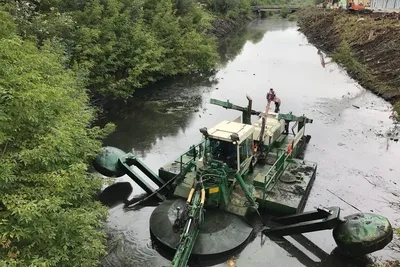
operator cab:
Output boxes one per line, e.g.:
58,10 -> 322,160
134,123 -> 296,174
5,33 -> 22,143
199,120 -> 254,172
209,139 -> 237,168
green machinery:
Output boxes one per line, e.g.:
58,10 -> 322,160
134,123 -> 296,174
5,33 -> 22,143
94,96 -> 393,267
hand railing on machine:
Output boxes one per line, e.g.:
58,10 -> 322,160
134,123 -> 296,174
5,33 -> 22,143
262,149 -> 292,201
177,141 -> 206,173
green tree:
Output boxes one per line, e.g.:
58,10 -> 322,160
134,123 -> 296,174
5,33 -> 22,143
11,0 -> 218,99
144,0 -> 218,76
202,0 -> 253,18
0,12 -> 112,266
4,0 -> 267,100
2,0 -> 220,99
175,0 -> 196,15
70,0 -> 165,98
205,0 -> 241,14
280,5 -> 289,18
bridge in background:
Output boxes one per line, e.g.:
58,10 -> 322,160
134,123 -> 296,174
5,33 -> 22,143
251,5 -> 301,13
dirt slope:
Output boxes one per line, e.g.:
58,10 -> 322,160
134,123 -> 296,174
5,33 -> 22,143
297,8 -> 400,116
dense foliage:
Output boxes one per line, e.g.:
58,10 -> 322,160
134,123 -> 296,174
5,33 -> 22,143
0,12 -> 113,266
203,0 -> 251,18
2,0 -> 221,99
0,1 -> 254,265
2,0 -> 306,99
0,0 -> 306,266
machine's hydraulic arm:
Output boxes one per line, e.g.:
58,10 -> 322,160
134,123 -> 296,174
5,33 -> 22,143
263,206 -> 342,236
210,97 -> 260,124
210,98 -> 261,116
210,98 -> 313,125
171,186 -> 205,267
277,112 -> 313,124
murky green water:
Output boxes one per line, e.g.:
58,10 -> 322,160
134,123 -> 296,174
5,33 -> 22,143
99,18 -> 400,267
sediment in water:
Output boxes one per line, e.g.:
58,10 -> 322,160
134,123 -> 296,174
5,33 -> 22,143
297,7 -> 400,117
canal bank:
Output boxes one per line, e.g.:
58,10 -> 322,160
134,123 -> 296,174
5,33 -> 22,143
208,16 -> 254,39
297,8 -> 400,118
98,18 -> 400,267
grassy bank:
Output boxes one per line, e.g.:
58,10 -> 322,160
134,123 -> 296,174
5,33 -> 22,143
297,8 -> 400,117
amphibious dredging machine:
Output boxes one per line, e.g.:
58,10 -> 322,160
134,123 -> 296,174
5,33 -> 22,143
94,96 -> 393,267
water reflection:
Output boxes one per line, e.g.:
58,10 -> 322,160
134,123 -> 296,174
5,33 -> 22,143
317,50 -> 332,68
218,23 -> 267,65
99,17 -> 400,267
97,20 -> 274,156
97,74 -> 217,155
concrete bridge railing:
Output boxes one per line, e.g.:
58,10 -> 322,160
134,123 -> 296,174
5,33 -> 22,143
251,5 -> 301,12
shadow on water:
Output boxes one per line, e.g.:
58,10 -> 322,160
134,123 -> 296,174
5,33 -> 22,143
96,19 -> 271,157
218,21 -> 268,66
239,213 -> 375,267
266,235 -> 374,267
151,230 -> 257,267
97,182 -> 133,208
217,18 -> 294,67
99,17 -> 400,267
96,74 -> 218,155
99,182 -> 376,267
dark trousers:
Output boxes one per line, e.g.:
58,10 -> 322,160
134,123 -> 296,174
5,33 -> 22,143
274,102 -> 280,113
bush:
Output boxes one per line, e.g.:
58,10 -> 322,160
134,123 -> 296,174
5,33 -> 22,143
0,12 -> 113,266
280,5 -> 290,18
3,0 -> 219,99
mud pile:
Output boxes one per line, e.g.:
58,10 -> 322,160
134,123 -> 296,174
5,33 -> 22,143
297,8 -> 400,115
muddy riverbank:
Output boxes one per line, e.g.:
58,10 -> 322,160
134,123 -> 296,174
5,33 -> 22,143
297,8 -> 400,117
98,18 -> 400,267
208,16 -> 254,39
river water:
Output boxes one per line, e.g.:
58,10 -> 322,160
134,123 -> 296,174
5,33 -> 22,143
99,18 -> 400,267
